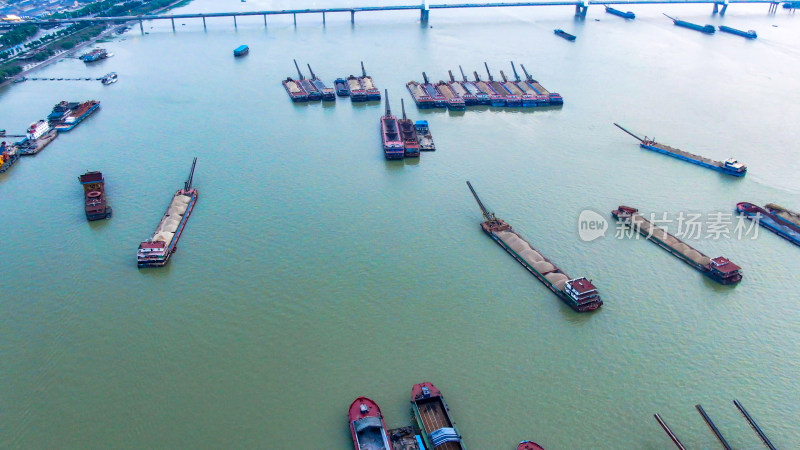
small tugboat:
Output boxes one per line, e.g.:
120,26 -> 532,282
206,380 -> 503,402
233,44 -> 249,56
380,90 -> 404,160
614,123 -> 747,177
334,78 -> 349,97
518,441 -> 545,450
414,120 -> 435,151
398,99 -> 420,157
468,181 -> 602,311
411,382 -> 465,450
101,72 -> 118,85
79,171 -> 112,220
554,29 -> 577,41
664,14 -> 715,34
348,397 -> 391,450
137,158 -> 199,268
81,48 -> 109,62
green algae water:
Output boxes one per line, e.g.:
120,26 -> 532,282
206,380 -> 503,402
2,1 -> 800,448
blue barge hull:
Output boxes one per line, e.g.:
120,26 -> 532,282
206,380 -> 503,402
641,143 -> 745,177
737,202 -> 800,247
605,6 -> 635,19
718,25 -> 757,39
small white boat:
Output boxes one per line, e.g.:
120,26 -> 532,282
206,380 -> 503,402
101,72 -> 118,85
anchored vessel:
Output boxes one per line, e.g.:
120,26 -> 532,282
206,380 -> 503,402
233,44 -> 249,56
334,78 -> 349,97
718,25 -> 757,39
459,65 -> 489,105
293,60 -> 322,101
473,71 -> 504,106
137,158 -> 199,268
520,64 -> 562,105
406,80 -> 435,109
381,90 -> 404,159
665,14 -> 715,34
612,206 -> 743,284
79,171 -> 112,220
447,69 -> 477,105
737,202 -> 800,247
306,64 -> 335,101
346,75 -> 367,102
436,81 -> 466,110
0,141 -> 20,173
412,382 -> 465,450
53,100 -> 100,131
605,6 -> 635,18
359,62 -> 381,100
467,182 -> 602,311
414,120 -> 435,151
349,397 -> 391,450
517,441 -> 545,450
101,72 -> 118,85
282,77 -> 309,102
486,63 -> 520,107
554,29 -> 576,41
398,99 -> 420,157
614,123 -> 746,176
421,72 -> 447,108
81,48 -> 109,62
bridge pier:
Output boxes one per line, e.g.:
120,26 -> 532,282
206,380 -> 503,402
323,11 -> 326,25
202,16 -> 206,30
264,14 -> 267,27
768,1 -> 779,12
171,17 -> 175,31
293,13 -> 297,26
575,3 -> 588,17
421,0 -> 430,21
233,15 -> 237,28
139,19 -> 143,34
713,1 -> 729,15
351,10 -> 355,24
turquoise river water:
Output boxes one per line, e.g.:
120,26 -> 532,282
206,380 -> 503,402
2,0 -> 799,448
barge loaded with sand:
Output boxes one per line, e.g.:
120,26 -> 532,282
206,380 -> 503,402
736,202 -> 800,247
137,158 -> 198,268
412,382 -> 465,450
380,91 -> 404,160
467,182 -> 602,312
612,206 -> 743,284
614,123 -> 747,177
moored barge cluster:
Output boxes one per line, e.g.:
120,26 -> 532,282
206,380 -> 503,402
282,61 -> 380,103
407,62 -> 563,110
381,92 -> 436,159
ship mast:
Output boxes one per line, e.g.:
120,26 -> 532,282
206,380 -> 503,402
384,89 -> 391,116
499,70 -> 508,82
185,157 -> 197,191
401,97 -> 407,120
306,63 -> 317,80
466,181 -> 496,223
520,63 -> 534,82
422,71 -> 430,85
473,71 -> 481,82
484,62 -> 494,82
293,59 -> 304,80
459,65 -> 468,82
448,70 -> 455,82
361,61 -> 368,78
613,123 -> 645,143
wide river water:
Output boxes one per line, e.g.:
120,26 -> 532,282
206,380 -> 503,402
2,1 -> 799,448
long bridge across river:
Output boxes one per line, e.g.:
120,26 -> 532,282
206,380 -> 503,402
17,0 -> 791,33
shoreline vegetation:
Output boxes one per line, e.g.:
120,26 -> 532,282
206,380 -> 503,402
0,0 -> 192,84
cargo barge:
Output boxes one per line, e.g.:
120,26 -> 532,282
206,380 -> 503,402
381,91 -> 404,159
736,202 -> 800,247
233,44 -> 249,56
293,60 -> 322,101
349,397 -> 391,450
486,63 -> 521,107
406,80 -> 435,109
665,14 -> 715,34
53,100 -> 100,131
473,72 -> 505,106
137,158 -> 198,268
411,382 -> 465,450
435,81 -> 466,111
614,123 -> 747,177
415,120 -> 435,151
447,70 -> 477,105
282,77 -> 309,102
506,62 -> 536,107
520,64 -> 563,105
612,205 -> 743,284
718,25 -> 757,39
459,66 -> 489,105
359,62 -> 381,101
605,6 -> 635,19
306,64 -> 335,101
467,182 -> 602,312
421,72 -> 447,108
399,99 -> 420,157
334,78 -> 349,97
79,171 -> 112,220
346,75 -> 367,102
554,29 -> 576,41
20,129 -> 57,156
517,441 -> 545,450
